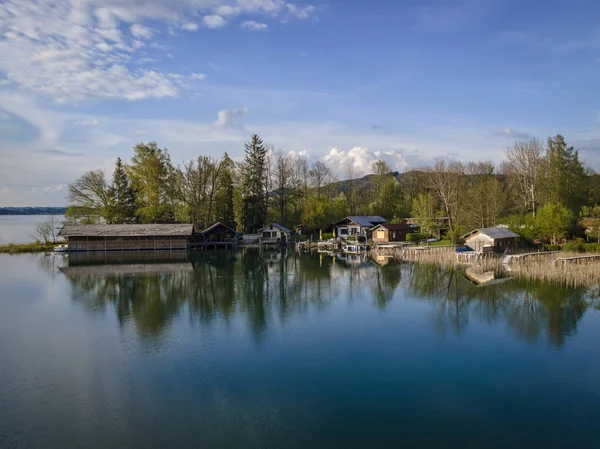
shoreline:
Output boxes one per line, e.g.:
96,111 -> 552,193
0,242 -> 61,254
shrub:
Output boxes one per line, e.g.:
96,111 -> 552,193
406,232 -> 425,242
543,244 -> 561,251
322,233 -> 334,240
562,239 -> 586,253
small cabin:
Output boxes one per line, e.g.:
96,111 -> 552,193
259,223 -> 292,243
371,223 -> 413,243
58,224 -> 195,252
334,216 -> 387,240
463,228 -> 520,253
199,222 -> 237,243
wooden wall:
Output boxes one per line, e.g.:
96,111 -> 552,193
68,236 -> 188,251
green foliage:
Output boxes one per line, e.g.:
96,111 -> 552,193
109,157 -> 137,224
406,232 -> 425,242
562,239 -> 587,253
542,135 -> 587,213
127,142 -> 176,223
214,153 -> 236,229
462,177 -> 505,229
0,243 -> 60,254
534,203 -> 574,244
241,134 -> 268,233
322,233 -> 334,240
411,193 -> 440,238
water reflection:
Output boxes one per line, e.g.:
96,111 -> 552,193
57,249 -> 598,348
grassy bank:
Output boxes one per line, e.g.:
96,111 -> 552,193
0,243 -> 60,254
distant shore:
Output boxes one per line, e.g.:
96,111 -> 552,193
0,243 -> 61,254
0,207 -> 67,216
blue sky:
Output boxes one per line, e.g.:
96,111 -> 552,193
1,0 -> 600,206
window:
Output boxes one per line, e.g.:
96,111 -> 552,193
340,228 -> 348,235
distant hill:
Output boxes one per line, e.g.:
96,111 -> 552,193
0,207 -> 67,215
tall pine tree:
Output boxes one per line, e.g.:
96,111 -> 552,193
214,153 -> 236,229
241,135 -> 268,233
110,157 -> 137,224
543,135 -> 587,213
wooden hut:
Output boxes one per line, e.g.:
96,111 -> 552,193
199,222 -> 237,243
259,223 -> 292,245
463,228 -> 520,253
371,223 -> 413,243
58,224 -> 194,252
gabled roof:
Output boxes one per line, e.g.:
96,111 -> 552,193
337,216 -> 387,227
58,224 -> 194,237
371,223 -> 413,231
200,222 -> 236,235
259,223 -> 292,233
463,227 -> 520,240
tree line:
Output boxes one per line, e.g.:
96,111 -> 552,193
65,133 -> 600,243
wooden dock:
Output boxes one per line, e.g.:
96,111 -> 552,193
502,251 -> 559,265
189,241 -> 238,250
555,254 -> 600,266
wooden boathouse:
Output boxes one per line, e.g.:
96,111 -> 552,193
58,224 -> 194,252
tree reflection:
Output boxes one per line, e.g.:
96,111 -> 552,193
60,250 -> 595,347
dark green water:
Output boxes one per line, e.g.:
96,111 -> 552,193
1,249 -> 600,449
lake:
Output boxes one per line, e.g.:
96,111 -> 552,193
0,215 -> 65,245
1,249 -> 599,448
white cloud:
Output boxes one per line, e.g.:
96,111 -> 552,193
203,15 -> 227,28
0,187 -> 9,194
214,106 -> 249,128
43,184 -> 66,192
181,22 -> 199,31
0,0 -> 178,102
190,73 -> 207,80
497,128 -> 530,139
130,24 -> 154,39
322,147 -> 408,177
0,0 -> 315,103
242,20 -> 268,31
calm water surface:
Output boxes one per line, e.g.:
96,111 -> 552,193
0,215 -> 65,244
1,249 -> 600,449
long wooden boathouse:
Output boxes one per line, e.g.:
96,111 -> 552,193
58,224 -> 195,251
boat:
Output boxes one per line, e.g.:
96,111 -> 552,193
54,244 -> 69,253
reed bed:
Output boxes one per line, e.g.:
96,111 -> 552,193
508,252 -> 600,287
0,243 -> 59,254
376,245 -> 600,288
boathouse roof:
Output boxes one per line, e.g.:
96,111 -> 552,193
58,224 -> 195,238
463,227 -> 520,240
336,216 -> 387,227
200,222 -> 236,235
259,223 -> 292,233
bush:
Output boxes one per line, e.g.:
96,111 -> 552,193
322,233 -> 334,240
584,242 -> 600,253
562,239 -> 586,253
291,235 -> 307,242
543,244 -> 561,251
406,232 -> 425,242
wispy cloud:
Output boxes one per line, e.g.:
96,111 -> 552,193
190,73 -> 207,80
242,20 -> 268,31
203,15 -> 227,29
0,0 -> 316,103
213,107 -> 249,128
43,184 -> 66,192
33,149 -> 84,157
181,22 -> 199,31
496,128 -> 530,139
